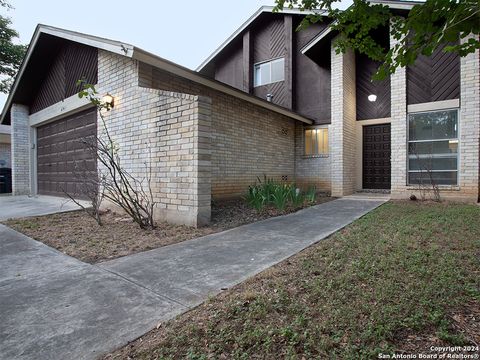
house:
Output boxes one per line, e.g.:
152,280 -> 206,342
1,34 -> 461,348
1,2 -> 479,227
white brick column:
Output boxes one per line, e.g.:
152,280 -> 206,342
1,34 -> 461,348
389,25 -> 408,198
459,36 -> 480,201
330,44 -> 356,197
11,104 -> 31,195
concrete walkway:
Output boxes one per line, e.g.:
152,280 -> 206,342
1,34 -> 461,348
0,195 -> 90,221
0,198 -> 386,360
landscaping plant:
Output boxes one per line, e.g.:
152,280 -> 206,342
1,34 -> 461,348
246,185 -> 266,211
246,177 -> 317,212
271,183 -> 291,211
64,82 -> 157,229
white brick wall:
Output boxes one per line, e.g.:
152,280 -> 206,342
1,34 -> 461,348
294,123 -> 331,192
97,51 -> 211,226
458,36 -> 480,201
11,104 -> 30,195
391,34 -> 480,202
330,44 -> 356,197
389,24 -> 408,198
139,62 -> 298,199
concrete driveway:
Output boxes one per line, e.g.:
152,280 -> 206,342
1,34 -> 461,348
0,195 -> 90,221
0,197 -> 386,359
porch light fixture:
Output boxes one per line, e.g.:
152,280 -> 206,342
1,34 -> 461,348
368,94 -> 377,102
102,93 -> 115,109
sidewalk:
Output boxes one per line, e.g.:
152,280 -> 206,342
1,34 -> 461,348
0,197 -> 386,359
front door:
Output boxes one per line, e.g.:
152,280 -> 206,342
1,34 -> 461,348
363,124 -> 391,189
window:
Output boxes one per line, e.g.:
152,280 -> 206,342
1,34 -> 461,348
305,128 -> 328,156
408,109 -> 458,185
254,58 -> 285,87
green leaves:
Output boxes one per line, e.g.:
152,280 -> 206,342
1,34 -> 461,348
274,0 -> 480,80
0,1 -> 26,93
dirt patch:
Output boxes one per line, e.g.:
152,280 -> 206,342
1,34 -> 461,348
4,196 -> 332,264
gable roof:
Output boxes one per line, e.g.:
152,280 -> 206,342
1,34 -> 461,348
196,6 -> 325,73
301,0 -> 424,55
1,24 -> 313,125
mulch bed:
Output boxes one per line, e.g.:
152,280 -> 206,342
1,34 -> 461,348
3,196 -> 332,264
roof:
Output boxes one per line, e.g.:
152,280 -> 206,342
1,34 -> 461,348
196,6 -> 325,72
1,24 -> 313,125
301,0 -> 424,54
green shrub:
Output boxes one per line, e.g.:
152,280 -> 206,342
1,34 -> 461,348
271,184 -> 291,211
246,177 -> 318,212
246,185 -> 266,211
290,187 -> 304,208
305,185 -> 317,203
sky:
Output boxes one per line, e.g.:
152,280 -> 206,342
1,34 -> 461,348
0,0 -> 351,109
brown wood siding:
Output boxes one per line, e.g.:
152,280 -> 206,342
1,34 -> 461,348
356,54 -> 391,120
294,21 -> 330,124
31,42 -> 98,114
37,108 -> 97,198
407,43 -> 460,105
214,38 -> 244,90
252,14 -> 289,108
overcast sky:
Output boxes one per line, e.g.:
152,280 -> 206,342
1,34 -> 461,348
1,0 -> 351,109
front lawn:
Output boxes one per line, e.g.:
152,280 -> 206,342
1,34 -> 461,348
105,201 -> 480,359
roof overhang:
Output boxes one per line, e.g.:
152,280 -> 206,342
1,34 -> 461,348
132,47 -> 313,124
301,0 -> 423,56
1,24 -> 313,125
0,25 -> 134,125
196,6 -> 325,73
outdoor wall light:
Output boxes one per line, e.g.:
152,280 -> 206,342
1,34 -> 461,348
368,94 -> 377,102
102,93 -> 115,109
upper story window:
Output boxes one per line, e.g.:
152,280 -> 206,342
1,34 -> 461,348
408,109 -> 459,186
254,58 -> 285,87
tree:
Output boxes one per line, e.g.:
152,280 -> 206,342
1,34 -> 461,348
274,0 -> 480,79
0,0 -> 26,93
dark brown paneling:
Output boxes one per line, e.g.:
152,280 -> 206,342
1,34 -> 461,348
294,21 -> 330,124
65,42 -> 98,98
356,54 -> 391,120
31,41 -> 98,114
37,108 -> 97,198
30,47 -> 66,114
243,31 -> 252,92
252,14 -> 289,108
363,123 -> 391,189
407,43 -> 460,105
214,38 -> 244,91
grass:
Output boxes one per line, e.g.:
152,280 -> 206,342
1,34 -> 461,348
105,201 -> 480,359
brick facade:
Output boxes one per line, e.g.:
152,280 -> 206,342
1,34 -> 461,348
94,51 -> 308,226
390,35 -> 480,202
97,51 -> 212,226
139,62 -> 298,199
294,123 -> 331,192
11,104 -> 30,195
330,45 -> 356,197
389,26 -> 409,199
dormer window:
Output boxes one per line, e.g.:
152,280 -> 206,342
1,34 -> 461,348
254,58 -> 285,87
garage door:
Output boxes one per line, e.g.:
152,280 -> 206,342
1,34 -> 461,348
37,108 -> 97,198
